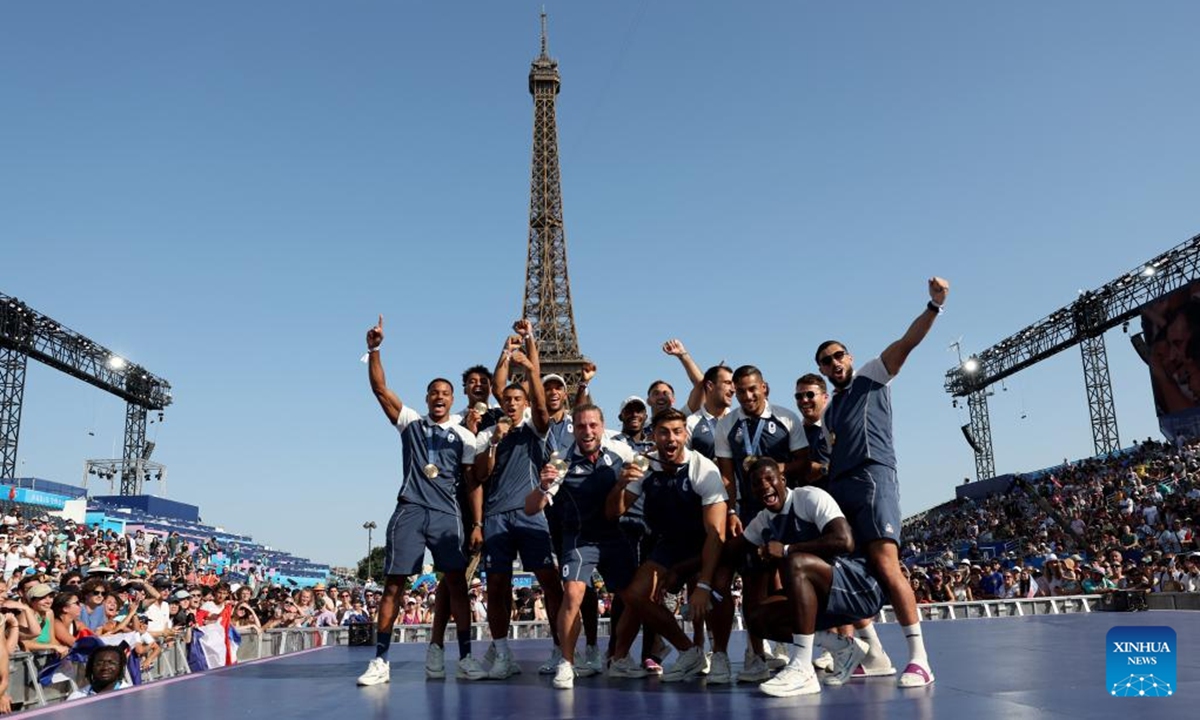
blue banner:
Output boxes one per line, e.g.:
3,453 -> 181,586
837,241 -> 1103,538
2,485 -> 68,510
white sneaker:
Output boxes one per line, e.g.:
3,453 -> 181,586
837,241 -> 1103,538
456,656 -> 487,681
607,655 -> 648,678
813,648 -> 834,672
662,646 -> 705,682
584,645 -> 605,676
425,644 -> 445,679
737,653 -> 771,683
552,659 -> 575,689
356,657 -> 390,686
574,646 -> 601,677
760,663 -> 821,697
766,641 -> 789,670
706,651 -> 732,684
539,646 -> 564,675
487,650 -> 520,680
823,638 -> 868,686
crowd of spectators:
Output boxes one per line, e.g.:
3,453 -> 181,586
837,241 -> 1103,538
901,438 -> 1200,602
0,504 -> 377,712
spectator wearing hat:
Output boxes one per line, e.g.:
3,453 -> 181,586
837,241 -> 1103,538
143,577 -> 174,641
19,583 -> 69,656
1082,565 -> 1116,594
399,598 -> 424,625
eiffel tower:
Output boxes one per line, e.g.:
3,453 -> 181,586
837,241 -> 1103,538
520,11 -> 585,392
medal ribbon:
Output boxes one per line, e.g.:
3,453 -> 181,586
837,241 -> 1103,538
740,415 -> 768,461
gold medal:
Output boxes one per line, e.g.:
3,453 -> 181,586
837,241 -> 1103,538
742,455 -> 759,473
550,457 -> 569,478
472,402 -> 489,416
422,463 -> 439,480
632,454 -> 651,472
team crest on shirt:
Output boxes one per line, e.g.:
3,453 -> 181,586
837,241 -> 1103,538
768,421 -> 776,434
734,427 -> 743,441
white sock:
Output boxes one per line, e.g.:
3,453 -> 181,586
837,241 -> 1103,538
856,624 -> 885,658
901,623 -> 928,665
791,633 -> 815,668
494,638 -> 509,655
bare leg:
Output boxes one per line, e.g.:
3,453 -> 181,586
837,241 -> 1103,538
486,572 -> 513,642
558,581 -> 587,664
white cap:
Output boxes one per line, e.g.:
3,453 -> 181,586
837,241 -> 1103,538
541,374 -> 567,388
619,396 -> 647,414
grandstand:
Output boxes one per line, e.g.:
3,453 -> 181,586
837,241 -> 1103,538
0,476 -> 329,587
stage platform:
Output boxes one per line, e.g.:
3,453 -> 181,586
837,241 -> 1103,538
25,611 -> 1198,719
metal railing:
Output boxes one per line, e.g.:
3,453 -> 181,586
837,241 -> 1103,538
4,627 -> 348,712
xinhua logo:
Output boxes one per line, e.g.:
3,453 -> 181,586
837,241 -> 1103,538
1106,626 -> 1176,697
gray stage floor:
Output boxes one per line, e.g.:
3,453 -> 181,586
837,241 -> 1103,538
24,611 -> 1199,719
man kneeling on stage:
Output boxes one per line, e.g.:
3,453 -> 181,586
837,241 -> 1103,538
733,458 -> 886,697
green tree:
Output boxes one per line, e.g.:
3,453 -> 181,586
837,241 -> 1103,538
357,546 -> 386,584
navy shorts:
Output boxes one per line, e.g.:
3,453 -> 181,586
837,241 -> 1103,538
647,535 -> 702,571
483,509 -> 556,574
384,502 -> 466,576
816,557 -> 886,629
827,463 -> 902,545
560,534 -> 639,593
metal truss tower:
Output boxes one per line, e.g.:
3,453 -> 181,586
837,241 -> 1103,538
1080,334 -> 1120,454
520,12 -> 586,391
966,390 -> 995,481
0,348 -> 28,479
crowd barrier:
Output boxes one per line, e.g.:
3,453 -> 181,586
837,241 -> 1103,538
0,595 -> 1123,709
4,627 -> 347,711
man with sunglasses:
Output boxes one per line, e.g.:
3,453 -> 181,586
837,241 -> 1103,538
814,276 -> 949,688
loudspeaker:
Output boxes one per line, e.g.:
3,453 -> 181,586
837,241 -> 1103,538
960,424 -> 981,453
348,622 -> 375,646
1098,590 -> 1148,612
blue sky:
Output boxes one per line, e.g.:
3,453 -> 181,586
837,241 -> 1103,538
2,2 -> 1198,567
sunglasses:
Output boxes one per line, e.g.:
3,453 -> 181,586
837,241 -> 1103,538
818,350 -> 847,367
794,391 -> 819,401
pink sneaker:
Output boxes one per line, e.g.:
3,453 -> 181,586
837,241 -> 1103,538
642,658 -> 663,676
